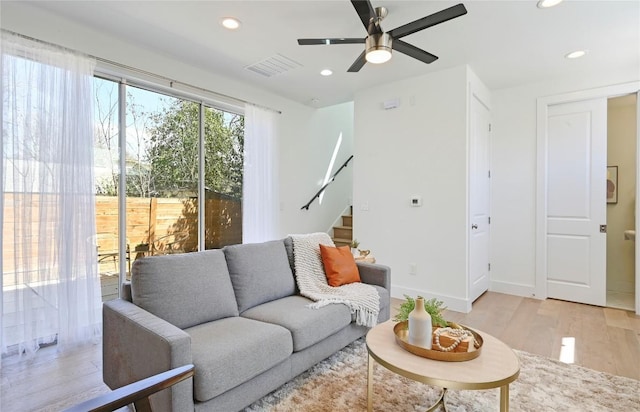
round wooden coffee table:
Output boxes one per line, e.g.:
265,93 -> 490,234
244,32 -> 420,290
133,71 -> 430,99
366,320 -> 520,412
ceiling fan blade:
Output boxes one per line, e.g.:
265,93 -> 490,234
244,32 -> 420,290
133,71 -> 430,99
392,40 -> 438,64
347,50 -> 367,72
388,3 -> 467,39
298,38 -> 365,46
351,0 -> 376,30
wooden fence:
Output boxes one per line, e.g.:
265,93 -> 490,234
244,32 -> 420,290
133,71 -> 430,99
95,195 -> 242,252
3,193 -> 242,284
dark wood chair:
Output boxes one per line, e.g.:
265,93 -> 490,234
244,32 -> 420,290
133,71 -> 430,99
63,364 -> 194,412
95,233 -> 131,274
151,231 -> 190,255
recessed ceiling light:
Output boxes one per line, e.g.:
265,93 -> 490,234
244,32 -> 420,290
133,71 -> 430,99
221,17 -> 241,30
320,69 -> 333,76
537,0 -> 563,8
565,50 -> 587,59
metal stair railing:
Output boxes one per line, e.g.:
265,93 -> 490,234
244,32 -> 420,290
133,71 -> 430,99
301,155 -> 353,210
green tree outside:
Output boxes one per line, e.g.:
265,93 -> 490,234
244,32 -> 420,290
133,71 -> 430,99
147,100 -> 244,199
94,81 -> 244,200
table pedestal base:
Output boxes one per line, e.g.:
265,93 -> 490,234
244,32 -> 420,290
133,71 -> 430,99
425,387 -> 447,412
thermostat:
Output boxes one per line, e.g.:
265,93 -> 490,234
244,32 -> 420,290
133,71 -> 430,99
410,196 -> 422,207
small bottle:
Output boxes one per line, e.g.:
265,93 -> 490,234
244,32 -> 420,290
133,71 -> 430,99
408,296 -> 432,349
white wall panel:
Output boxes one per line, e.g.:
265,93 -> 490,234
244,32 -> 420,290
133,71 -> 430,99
353,65 -> 469,311
547,235 -> 591,284
547,112 -> 592,218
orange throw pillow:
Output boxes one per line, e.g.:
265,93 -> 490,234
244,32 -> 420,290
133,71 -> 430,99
319,244 -> 361,287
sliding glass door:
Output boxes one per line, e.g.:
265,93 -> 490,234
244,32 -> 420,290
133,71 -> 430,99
92,78 -> 244,301
203,107 -> 244,249
93,77 -> 122,301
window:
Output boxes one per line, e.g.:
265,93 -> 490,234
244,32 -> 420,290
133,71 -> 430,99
203,106 -> 244,249
93,78 -> 244,301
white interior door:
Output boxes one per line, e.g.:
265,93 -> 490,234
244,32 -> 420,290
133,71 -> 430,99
546,98 -> 607,306
469,95 -> 491,302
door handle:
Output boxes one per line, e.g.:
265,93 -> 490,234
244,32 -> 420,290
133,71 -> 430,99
471,224 -> 478,230
600,225 -> 607,233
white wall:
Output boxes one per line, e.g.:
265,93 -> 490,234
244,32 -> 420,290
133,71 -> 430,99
491,68 -> 640,297
353,65 -> 470,311
279,102 -> 354,236
1,2 -> 353,239
352,58 -> 638,311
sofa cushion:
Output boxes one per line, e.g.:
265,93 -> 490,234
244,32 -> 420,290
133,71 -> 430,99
131,250 -> 239,329
223,240 -> 296,312
184,317 -> 293,402
283,236 -> 295,273
241,295 -> 352,352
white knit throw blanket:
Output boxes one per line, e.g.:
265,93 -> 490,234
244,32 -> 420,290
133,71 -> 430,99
290,232 -> 380,328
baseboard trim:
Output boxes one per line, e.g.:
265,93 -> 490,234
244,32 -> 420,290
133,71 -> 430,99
490,280 -> 540,299
391,285 -> 472,313
391,282 -> 542,313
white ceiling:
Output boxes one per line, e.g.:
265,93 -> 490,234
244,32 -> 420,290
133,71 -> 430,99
25,0 -> 640,107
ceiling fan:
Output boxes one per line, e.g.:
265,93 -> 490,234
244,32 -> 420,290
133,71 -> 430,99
297,1 -> 467,72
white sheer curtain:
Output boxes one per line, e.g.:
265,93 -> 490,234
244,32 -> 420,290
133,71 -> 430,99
243,104 -> 279,243
1,32 -> 101,360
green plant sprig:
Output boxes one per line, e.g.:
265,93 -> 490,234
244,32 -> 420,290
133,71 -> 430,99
393,295 -> 448,327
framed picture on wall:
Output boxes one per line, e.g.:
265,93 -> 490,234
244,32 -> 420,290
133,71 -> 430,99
607,166 -> 618,204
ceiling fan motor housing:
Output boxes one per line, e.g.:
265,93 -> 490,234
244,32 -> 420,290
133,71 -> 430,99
365,33 -> 392,64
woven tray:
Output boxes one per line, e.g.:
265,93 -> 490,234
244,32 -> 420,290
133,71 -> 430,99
393,321 -> 483,362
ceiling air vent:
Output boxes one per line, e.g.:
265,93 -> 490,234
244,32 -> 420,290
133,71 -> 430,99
245,54 -> 302,77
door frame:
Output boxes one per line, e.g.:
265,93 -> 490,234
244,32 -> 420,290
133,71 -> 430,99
536,81 -> 640,314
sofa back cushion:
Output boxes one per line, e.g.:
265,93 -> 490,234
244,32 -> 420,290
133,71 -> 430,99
283,237 -> 300,294
223,240 -> 296,313
131,250 -> 239,329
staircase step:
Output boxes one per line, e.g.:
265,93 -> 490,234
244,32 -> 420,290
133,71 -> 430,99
332,237 -> 352,247
342,215 -> 352,227
333,226 -> 352,240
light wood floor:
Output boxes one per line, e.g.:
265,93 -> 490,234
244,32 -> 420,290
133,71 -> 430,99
1,292 -> 638,411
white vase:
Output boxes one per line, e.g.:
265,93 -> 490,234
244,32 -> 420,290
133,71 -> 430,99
408,297 -> 432,349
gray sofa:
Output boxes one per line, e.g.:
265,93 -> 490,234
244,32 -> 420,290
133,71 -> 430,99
102,237 -> 391,411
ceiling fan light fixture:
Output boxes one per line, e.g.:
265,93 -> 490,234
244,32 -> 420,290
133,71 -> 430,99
365,33 -> 392,64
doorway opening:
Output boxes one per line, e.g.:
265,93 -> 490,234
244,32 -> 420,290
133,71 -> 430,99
606,94 -> 637,311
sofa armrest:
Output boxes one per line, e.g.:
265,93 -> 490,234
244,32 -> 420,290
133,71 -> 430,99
65,364 -> 194,412
357,262 -> 391,290
103,299 -> 193,412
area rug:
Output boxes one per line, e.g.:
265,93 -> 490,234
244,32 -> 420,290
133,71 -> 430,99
243,338 -> 639,412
